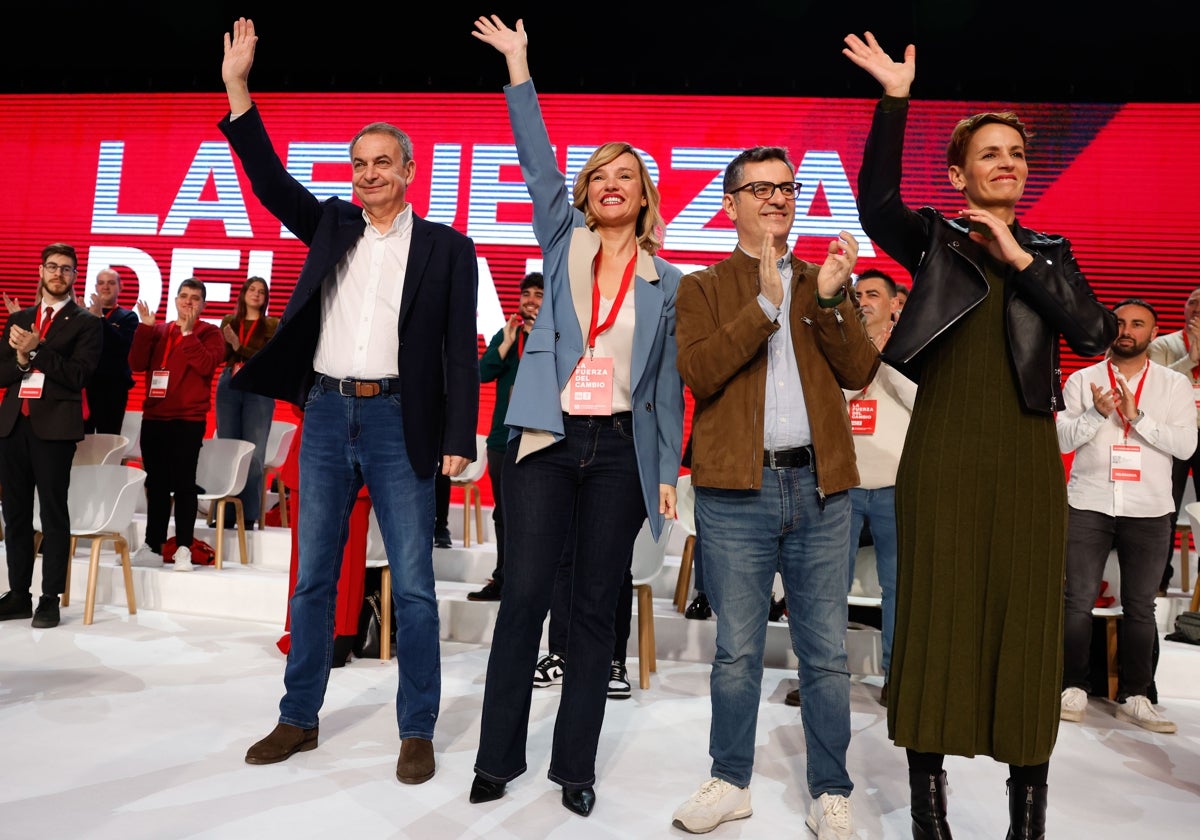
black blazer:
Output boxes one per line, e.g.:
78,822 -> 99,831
219,105 -> 480,477
0,301 -> 103,440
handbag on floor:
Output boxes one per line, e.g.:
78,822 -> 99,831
352,590 -> 395,659
1165,610 -> 1200,645
161,537 -> 216,566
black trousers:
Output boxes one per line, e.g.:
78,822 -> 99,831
1164,443 -> 1200,588
83,378 -> 131,435
0,415 -> 76,596
139,418 -> 205,551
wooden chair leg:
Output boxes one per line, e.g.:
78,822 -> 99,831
233,498 -> 248,564
474,486 -> 484,544
673,536 -> 695,613
117,536 -> 136,615
213,500 -> 225,569
636,583 -> 655,689
461,487 -> 472,548
380,566 -> 392,661
278,478 -> 289,529
84,540 -> 104,625
1106,615 -> 1120,701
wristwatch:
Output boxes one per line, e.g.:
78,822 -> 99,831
1130,409 -> 1146,426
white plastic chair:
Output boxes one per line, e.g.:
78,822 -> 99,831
450,434 -> 489,547
35,465 -> 147,625
630,517 -> 674,689
195,438 -> 256,568
672,472 -> 698,612
73,433 -> 129,467
119,411 -> 142,465
259,420 -> 298,529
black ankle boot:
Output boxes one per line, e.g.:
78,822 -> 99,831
909,770 -> 952,839
1005,780 -> 1047,840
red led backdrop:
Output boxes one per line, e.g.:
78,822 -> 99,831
3,92 -> 1196,504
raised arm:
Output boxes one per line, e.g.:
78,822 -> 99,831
842,31 -> 915,98
222,16 -> 257,116
472,15 -> 531,87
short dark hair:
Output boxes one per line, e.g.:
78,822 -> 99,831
854,268 -> 897,297
946,112 -> 1032,168
178,277 -> 206,300
41,242 -> 77,266
723,146 -> 794,195
520,271 -> 544,291
1113,297 -> 1157,325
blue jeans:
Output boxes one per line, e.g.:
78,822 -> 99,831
847,486 -> 897,673
697,465 -> 853,797
279,384 -> 439,740
216,366 -> 275,524
475,413 -> 646,790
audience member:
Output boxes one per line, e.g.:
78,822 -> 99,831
128,278 -> 224,571
1057,299 -> 1195,733
221,19 -> 479,785
0,243 -> 102,628
469,16 -> 683,818
1147,285 -> 1200,592
469,270 -> 544,601
672,143 -> 876,837
844,30 -> 1118,838
893,283 -> 909,318
83,267 -> 138,435
216,276 -> 279,530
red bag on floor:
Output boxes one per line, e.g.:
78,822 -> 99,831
162,537 -> 217,566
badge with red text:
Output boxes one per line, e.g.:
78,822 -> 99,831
849,399 -> 877,434
1193,382 -> 1200,412
1110,444 -> 1142,482
150,370 -> 170,399
571,356 -> 613,415
17,371 -> 45,399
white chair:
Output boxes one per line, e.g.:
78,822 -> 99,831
194,438 -> 256,568
450,434 -> 489,547
672,472 -> 698,612
35,465 -> 147,625
1184,502 -> 1200,612
119,411 -> 142,466
73,433 -> 129,467
259,420 -> 298,529
630,517 -> 674,690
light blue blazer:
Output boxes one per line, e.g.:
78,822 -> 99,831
503,79 -> 684,539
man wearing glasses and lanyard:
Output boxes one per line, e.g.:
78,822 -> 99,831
0,243 -> 102,628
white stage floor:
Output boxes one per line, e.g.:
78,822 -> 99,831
1,606 -> 1197,839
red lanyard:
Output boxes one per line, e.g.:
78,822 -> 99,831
35,306 -> 55,339
1107,359 -> 1149,438
587,251 -> 637,351
160,324 -> 181,367
103,306 -> 120,321
517,328 -> 525,358
237,317 -> 259,349
1183,332 -> 1199,380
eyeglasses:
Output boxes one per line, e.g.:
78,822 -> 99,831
729,181 -> 801,200
42,263 -> 77,276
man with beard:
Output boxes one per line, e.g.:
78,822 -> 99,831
1057,299 -> 1196,734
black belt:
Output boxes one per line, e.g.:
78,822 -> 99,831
318,375 -> 401,398
763,446 -> 812,469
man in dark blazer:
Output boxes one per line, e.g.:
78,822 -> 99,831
221,18 -> 479,784
0,243 -> 102,628
83,267 -> 139,435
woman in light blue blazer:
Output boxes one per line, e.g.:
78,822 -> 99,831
469,15 -> 684,818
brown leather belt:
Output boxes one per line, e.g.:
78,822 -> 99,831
318,375 -> 401,398
763,446 -> 813,469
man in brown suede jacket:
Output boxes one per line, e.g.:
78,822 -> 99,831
670,146 -> 878,839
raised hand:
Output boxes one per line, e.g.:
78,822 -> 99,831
817,231 -> 859,299
135,299 -> 155,326
472,15 -> 530,85
3,291 -> 20,314
222,17 -> 257,115
758,234 -> 784,307
842,31 -> 915,98
222,322 -> 240,349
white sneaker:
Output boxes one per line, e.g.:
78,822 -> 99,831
1115,695 -> 1177,734
532,653 -> 565,688
130,544 -> 163,568
173,545 -> 195,572
806,792 -> 854,840
671,777 -> 752,834
1060,687 -> 1088,722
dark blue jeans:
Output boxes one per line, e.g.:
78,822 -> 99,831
475,413 -> 646,790
216,366 -> 275,524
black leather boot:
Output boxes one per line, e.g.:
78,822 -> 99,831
1005,780 -> 1047,840
909,770 -> 953,839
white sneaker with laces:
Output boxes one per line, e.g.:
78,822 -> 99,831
607,660 -> 631,699
532,652 -> 565,688
130,544 -> 163,568
671,777 -> 752,834
1060,687 -> 1088,722
173,545 -> 194,572
1115,694 -> 1177,733
806,792 -> 854,840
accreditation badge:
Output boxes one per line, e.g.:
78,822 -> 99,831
1110,444 -> 1142,482
17,371 -> 45,399
571,356 -> 613,415
150,369 -> 171,399
849,399 -> 878,434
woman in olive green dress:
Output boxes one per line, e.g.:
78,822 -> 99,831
845,31 -> 1117,839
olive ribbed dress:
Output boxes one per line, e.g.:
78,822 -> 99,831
889,260 -> 1065,766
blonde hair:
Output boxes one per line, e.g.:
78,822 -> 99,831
571,143 -> 664,255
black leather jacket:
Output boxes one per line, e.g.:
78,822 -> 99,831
857,97 -> 1117,415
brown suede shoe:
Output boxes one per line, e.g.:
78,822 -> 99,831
395,737 -> 435,784
245,723 -> 319,765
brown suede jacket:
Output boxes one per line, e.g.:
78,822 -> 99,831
677,247 -> 879,493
